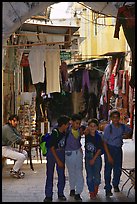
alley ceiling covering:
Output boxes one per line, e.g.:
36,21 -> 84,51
2,2 -> 135,43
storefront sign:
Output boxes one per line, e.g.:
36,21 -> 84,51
60,51 -> 71,60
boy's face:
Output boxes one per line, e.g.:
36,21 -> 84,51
88,122 -> 98,133
63,122 -> 69,132
72,120 -> 81,130
111,114 -> 120,125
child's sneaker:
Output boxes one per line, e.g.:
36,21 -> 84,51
89,192 -> 96,199
10,169 -> 25,179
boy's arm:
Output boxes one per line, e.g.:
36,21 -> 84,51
122,124 -> 133,139
50,146 -> 64,168
103,141 -> 114,165
89,149 -> 101,165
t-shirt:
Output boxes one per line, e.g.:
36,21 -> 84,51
103,123 -> 132,147
48,128 -> 66,150
65,126 -> 81,151
85,131 -> 103,155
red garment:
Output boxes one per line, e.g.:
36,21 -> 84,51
112,58 -> 119,76
114,4 -> 135,39
118,70 -> 124,89
20,54 -> 29,67
109,73 -> 115,91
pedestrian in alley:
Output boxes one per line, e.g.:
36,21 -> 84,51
43,115 -> 70,202
65,114 -> 84,202
2,114 -> 27,179
84,118 -> 104,199
103,109 -> 133,197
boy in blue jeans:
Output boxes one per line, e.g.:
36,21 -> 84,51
103,109 -> 132,197
85,118 -> 104,199
44,115 -> 70,202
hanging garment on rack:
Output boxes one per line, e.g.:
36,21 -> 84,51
105,59 -> 112,81
45,44 -> 61,94
118,70 -> 124,89
114,74 -> 119,95
114,4 -> 135,40
60,61 -> 68,83
122,71 -> 126,94
82,69 -> 90,92
89,80 -> 98,96
109,73 -> 115,91
112,58 -> 119,76
28,45 -> 46,84
20,54 -> 29,67
114,4 -> 135,88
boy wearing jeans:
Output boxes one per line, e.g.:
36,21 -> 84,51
103,109 -> 132,197
44,115 -> 70,202
65,114 -> 84,201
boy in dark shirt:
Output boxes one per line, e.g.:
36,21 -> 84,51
85,118 -> 104,199
44,115 -> 70,202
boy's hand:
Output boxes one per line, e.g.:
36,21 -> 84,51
84,127 -> 89,135
57,160 -> 65,168
108,155 -> 114,165
89,158 -> 95,166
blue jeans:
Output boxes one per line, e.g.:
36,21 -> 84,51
85,152 -> 102,192
45,149 -> 65,198
104,145 -> 123,192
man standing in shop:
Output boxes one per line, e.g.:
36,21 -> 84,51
2,114 -> 28,179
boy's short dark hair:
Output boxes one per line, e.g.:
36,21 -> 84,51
57,115 -> 70,127
71,114 -> 82,121
8,114 -> 19,121
88,118 -> 99,126
80,125 -> 86,131
110,109 -> 120,118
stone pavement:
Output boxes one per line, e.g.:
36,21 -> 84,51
2,139 -> 135,202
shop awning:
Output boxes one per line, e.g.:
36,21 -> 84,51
67,58 -> 108,67
18,23 -> 79,35
100,52 -> 125,56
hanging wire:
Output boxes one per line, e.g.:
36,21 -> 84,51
77,2 -> 135,20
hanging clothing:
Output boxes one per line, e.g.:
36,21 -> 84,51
89,80 -> 98,96
109,73 -> 115,91
60,61 -> 68,83
112,58 -> 119,76
28,45 -> 46,84
20,54 -> 29,67
73,70 -> 83,92
45,45 -> 61,94
114,4 -> 135,88
105,59 -> 112,81
122,71 -> 126,94
114,74 -> 119,95
114,4 -> 135,42
82,69 -> 90,92
118,70 -> 124,89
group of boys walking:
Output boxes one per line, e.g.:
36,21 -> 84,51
43,110 -> 132,202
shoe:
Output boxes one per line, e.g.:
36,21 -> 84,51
70,189 -> 75,196
114,186 -> 120,192
89,192 -> 96,199
74,194 -> 82,201
43,197 -> 52,202
58,195 -> 67,201
10,169 -> 24,179
94,185 -> 99,196
106,190 -> 113,197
